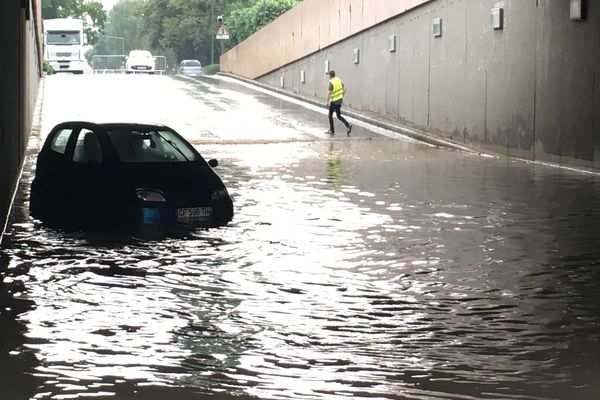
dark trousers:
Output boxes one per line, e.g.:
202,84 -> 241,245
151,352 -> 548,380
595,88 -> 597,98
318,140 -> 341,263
328,102 -> 349,132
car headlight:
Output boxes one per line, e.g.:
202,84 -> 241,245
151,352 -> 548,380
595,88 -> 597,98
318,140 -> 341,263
136,188 -> 167,202
211,188 -> 229,200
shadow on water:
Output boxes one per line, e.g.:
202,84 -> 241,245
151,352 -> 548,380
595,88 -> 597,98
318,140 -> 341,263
0,252 -> 39,400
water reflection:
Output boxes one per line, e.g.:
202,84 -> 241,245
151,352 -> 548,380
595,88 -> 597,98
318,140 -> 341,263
0,251 -> 39,400
1,139 -> 600,400
326,142 -> 343,190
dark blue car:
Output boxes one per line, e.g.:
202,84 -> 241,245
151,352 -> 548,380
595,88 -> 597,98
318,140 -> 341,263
30,121 -> 233,228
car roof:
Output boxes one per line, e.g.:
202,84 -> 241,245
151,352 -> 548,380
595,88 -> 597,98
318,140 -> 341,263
129,50 -> 152,57
50,121 -> 173,132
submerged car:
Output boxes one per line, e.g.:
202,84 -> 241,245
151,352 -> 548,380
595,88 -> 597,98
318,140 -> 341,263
178,59 -> 203,77
125,50 -> 155,74
30,121 -> 233,228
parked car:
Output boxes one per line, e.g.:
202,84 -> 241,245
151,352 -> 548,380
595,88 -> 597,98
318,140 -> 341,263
178,59 -> 203,77
30,121 -> 233,229
125,50 -> 155,74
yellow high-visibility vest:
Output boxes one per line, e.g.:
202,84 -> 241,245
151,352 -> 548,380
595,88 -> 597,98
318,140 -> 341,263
330,77 -> 344,102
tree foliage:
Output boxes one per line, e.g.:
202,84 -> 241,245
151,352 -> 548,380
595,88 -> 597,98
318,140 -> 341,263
41,0 -> 107,45
94,0 -> 149,56
227,0 -> 300,46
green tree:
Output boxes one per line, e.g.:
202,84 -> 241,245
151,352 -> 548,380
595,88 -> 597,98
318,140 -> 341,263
102,0 -> 299,65
227,0 -> 300,46
101,0 -> 150,54
42,0 -> 107,45
143,0 -> 213,64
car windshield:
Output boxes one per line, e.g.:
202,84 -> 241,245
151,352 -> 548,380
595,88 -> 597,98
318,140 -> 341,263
46,31 -> 81,45
183,60 -> 201,67
107,129 -> 199,163
130,50 -> 152,58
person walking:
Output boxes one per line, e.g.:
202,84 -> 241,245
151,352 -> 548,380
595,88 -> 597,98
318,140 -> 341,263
325,70 -> 352,136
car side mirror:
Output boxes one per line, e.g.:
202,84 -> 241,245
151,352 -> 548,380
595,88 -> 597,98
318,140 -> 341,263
208,159 -> 218,168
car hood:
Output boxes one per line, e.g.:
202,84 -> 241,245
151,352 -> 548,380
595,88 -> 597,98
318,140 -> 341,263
115,162 -> 226,206
128,57 -> 154,65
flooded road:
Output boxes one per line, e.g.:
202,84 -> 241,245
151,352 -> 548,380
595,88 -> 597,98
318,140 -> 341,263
1,74 -> 600,400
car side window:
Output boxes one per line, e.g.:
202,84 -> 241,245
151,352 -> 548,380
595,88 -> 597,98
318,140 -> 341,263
73,129 -> 103,164
49,129 -> 73,154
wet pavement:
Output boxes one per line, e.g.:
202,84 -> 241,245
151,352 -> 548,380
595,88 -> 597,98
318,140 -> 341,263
1,73 -> 600,400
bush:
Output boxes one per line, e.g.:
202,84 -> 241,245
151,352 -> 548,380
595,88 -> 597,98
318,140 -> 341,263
42,60 -> 55,75
203,64 -> 220,75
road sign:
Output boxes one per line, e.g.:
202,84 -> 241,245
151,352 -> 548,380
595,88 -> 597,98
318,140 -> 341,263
216,24 -> 229,40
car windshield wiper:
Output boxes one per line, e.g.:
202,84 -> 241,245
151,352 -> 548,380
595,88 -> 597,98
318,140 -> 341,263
155,131 -> 189,161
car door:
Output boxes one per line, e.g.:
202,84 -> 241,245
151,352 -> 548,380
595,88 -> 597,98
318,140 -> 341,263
31,126 -> 77,216
69,127 -> 105,218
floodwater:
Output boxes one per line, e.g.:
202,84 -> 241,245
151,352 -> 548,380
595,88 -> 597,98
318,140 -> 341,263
1,74 -> 600,400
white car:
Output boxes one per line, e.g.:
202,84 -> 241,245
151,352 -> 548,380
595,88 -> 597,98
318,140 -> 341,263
125,50 -> 155,74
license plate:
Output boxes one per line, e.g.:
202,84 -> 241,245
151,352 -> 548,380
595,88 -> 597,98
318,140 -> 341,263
177,207 -> 212,221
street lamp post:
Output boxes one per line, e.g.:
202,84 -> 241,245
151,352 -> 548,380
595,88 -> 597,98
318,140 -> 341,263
211,1 -> 215,65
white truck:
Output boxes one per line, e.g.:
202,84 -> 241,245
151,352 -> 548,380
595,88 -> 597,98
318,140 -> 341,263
43,18 -> 87,74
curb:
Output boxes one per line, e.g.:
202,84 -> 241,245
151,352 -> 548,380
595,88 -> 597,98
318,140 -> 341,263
27,75 -> 46,155
215,72 -> 600,176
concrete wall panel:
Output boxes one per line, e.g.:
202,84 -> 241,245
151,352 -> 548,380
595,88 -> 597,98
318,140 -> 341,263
397,18 -> 414,122
462,60 -> 486,144
355,30 -> 386,115
383,20 -> 400,120
595,3 -> 600,169
534,1 -> 562,163
301,3 -> 321,54
307,54 -> 319,97
558,6 -> 595,167
349,0 -> 363,34
503,0 -> 536,160
362,0 -> 378,28
462,1 -> 488,145
428,0 -> 467,139
285,6 -> 303,63
484,58 -> 509,153
327,0 -> 342,45
411,9 -> 432,127
252,0 -> 598,170
338,0 -> 352,38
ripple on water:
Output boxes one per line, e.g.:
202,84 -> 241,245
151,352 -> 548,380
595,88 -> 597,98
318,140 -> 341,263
1,141 -> 600,400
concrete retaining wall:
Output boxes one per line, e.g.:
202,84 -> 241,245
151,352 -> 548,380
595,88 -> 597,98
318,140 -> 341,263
0,0 -> 42,239
222,0 -> 600,170
221,0 -> 432,79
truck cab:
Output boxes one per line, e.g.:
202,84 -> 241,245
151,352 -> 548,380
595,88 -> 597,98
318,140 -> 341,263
43,18 -> 87,74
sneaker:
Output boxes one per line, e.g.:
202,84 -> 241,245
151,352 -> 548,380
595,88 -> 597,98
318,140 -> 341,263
325,130 -> 335,135
346,124 -> 353,135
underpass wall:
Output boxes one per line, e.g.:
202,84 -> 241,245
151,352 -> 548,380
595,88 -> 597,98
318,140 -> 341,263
221,0 -> 600,170
0,0 -> 42,239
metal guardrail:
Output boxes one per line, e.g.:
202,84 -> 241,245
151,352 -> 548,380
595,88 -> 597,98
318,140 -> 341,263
92,55 -> 167,74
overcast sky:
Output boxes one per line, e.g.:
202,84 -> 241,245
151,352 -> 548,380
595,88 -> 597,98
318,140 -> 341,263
99,0 -> 117,11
